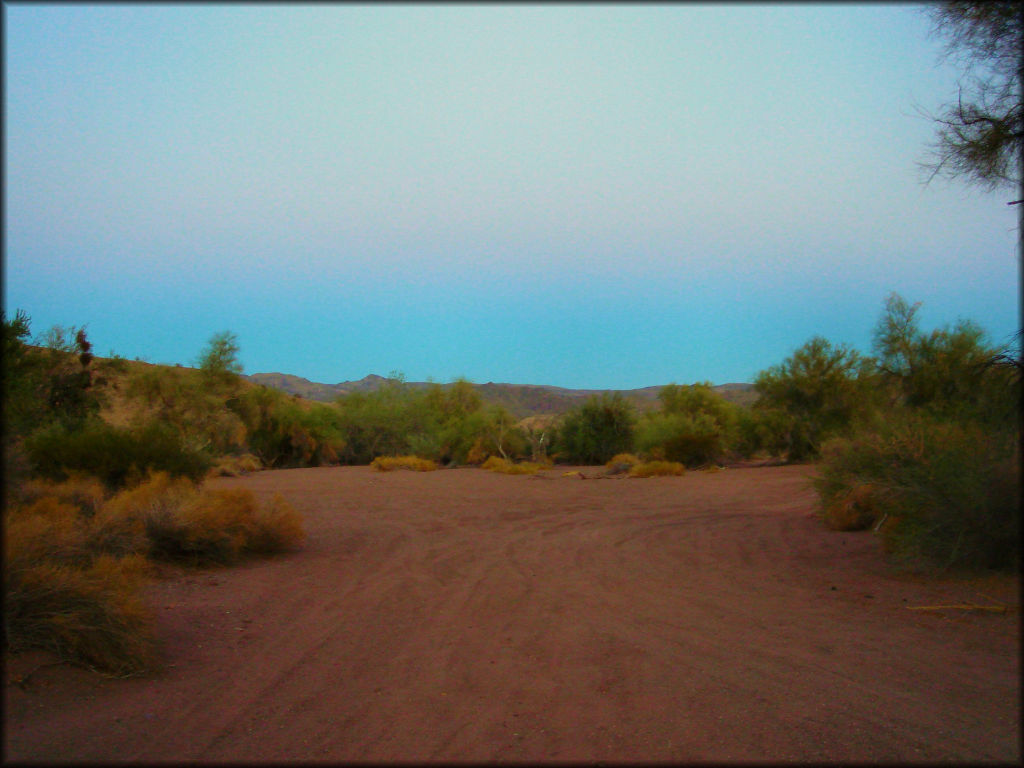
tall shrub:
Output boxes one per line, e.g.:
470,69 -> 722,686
557,394 -> 636,464
816,413 -> 1019,570
754,336 -> 875,461
25,419 -> 210,489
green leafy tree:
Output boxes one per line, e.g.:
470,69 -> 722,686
557,393 -> 636,464
636,383 -> 742,466
231,386 -> 345,468
197,331 -> 243,390
126,332 -> 250,456
872,293 -> 1016,425
333,377 -> 422,463
754,337 -> 874,461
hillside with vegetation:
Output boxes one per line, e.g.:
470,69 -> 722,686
245,373 -> 758,417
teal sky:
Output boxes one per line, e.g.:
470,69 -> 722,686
4,4 -> 1019,389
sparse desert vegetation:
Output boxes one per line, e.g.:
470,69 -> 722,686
4,470 -> 304,675
2,291 -> 1020,759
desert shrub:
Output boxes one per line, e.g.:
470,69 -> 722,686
370,455 -> 439,472
93,472 -> 197,558
92,472 -> 304,564
636,411 -> 726,467
4,553 -> 156,676
604,453 -> 641,474
207,453 -> 263,478
556,394 -> 636,464
420,380 -> 481,464
25,419 -> 210,489
332,378 -> 518,466
17,474 -> 108,517
197,330 -> 244,388
127,364 -> 247,456
5,497 -> 93,570
231,387 -> 345,468
87,502 -> 150,559
820,483 -> 886,531
659,383 -> 739,424
629,460 -> 686,478
248,494 -> 306,554
754,336 -> 875,461
872,294 -> 1019,427
4,318 -> 107,434
333,378 -> 424,463
481,456 -> 544,475
143,488 -> 257,565
816,414 -> 1020,570
465,438 -> 490,465
731,406 -> 774,457
605,453 -> 641,467
406,431 -> 445,463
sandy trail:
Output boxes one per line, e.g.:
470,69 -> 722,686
5,465 -> 1019,762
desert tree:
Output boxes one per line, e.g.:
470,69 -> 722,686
921,1 -> 1022,195
754,337 -> 875,461
557,393 -> 636,464
635,383 -> 742,466
921,1 -> 1024,390
872,293 -> 1018,426
197,331 -> 243,389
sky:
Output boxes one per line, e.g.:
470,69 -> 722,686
4,4 -> 1019,390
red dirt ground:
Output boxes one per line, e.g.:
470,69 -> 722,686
4,464 -> 1020,763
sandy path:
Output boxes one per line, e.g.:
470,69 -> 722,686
5,465 -> 1019,762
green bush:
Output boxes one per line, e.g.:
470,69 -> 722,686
330,377 -> 522,466
332,378 -> 423,464
872,293 -> 1020,428
636,411 -> 725,467
754,336 -> 875,461
25,419 -> 211,489
816,414 -> 1020,570
556,393 -> 636,464
230,387 -> 345,468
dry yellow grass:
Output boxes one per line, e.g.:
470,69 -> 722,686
821,483 -> 883,531
18,474 -> 107,517
5,553 -> 157,675
371,455 -> 439,472
5,497 -> 91,569
604,453 -> 642,474
481,456 -> 545,475
249,494 -> 306,554
629,460 -> 686,478
207,453 -> 263,478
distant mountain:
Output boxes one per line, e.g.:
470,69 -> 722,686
245,373 -> 758,418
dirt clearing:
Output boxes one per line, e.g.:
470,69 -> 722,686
5,465 -> 1019,762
